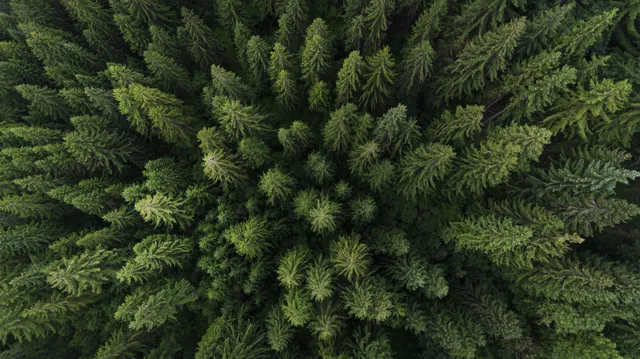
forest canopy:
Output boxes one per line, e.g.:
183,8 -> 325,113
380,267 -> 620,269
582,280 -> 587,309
1,0 -> 640,358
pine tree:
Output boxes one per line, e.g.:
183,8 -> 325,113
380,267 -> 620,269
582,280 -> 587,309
135,193 -> 193,229
336,51 -> 363,105
117,235 -> 193,284
210,64 -> 252,101
400,40 -> 434,93
308,81 -> 331,113
452,140 -> 521,194
406,0 -> 447,47
268,42 -> 295,82
246,35 -> 271,85
360,46 -> 395,110
225,216 -> 270,258
212,96 -> 270,139
202,149 -> 247,190
279,121 -> 311,155
273,70 -> 299,110
362,0 -> 394,52
444,214 -> 533,263
439,18 -> 526,101
428,105 -> 484,145
259,167 -> 297,205
48,248 -> 120,295
179,8 -> 221,70
277,245 -> 310,289
519,4 -> 574,55
398,143 -> 455,200
554,10 -> 617,57
543,78 -> 632,140
301,18 -> 332,87
144,49 -> 192,93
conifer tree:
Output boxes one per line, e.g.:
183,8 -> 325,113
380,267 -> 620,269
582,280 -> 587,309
360,46 -> 396,110
301,18 -> 332,87
246,35 -> 271,85
336,51 -> 363,105
439,18 -> 526,101
179,8 -> 220,70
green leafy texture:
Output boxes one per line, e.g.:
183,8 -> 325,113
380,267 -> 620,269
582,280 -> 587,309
428,105 -> 484,145
444,215 -> 534,264
374,103 -> 420,156
400,40 -> 434,93
556,196 -> 640,238
308,80 -> 331,113
282,288 -> 313,327
279,121 -> 312,155
308,194 -> 341,234
554,9 -> 617,57
398,143 -> 455,200
239,137 -> 271,169
348,140 -> 380,176
330,233 -> 370,281
273,70 -> 299,110
0,221 -> 61,260
362,0 -> 394,51
0,194 -> 65,220
277,245 -> 310,289
485,124 -> 552,172
364,159 -> 396,193
368,227 -> 409,257
528,160 -> 640,198
323,103 -> 358,153
195,316 -> 268,359
464,289 -> 522,341
117,235 -> 193,284
15,84 -> 69,120
344,15 -> 365,52
179,8 -> 220,70
210,64 -> 252,101
349,327 -> 393,359
543,78 -> 632,140
406,0 -> 447,47
308,302 -> 345,341
336,51 -> 363,106
388,255 -> 448,298
225,216 -> 270,258
439,18 -> 525,101
305,153 -> 336,185
246,35 -> 271,85
350,196 -> 376,224
134,193 -> 193,229
519,4 -> 574,55
301,18 -> 332,87
47,248 -> 120,295
202,149 -> 248,190
268,43 -> 295,82
293,189 -> 319,219
144,49 -> 192,93
142,157 -> 189,194
341,275 -> 402,322
454,0 -> 525,39
259,167 -> 297,205
212,95 -> 270,140
360,46 -> 396,110
267,306 -> 293,351
501,51 -> 577,121
197,126 -> 227,153
120,279 -> 198,330
453,140 -> 521,194
306,255 -> 334,301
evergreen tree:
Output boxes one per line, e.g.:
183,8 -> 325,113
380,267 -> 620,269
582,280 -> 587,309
439,18 -> 526,101
360,46 -> 396,110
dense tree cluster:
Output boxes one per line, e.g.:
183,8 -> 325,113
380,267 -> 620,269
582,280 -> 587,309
1,0 -> 640,357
